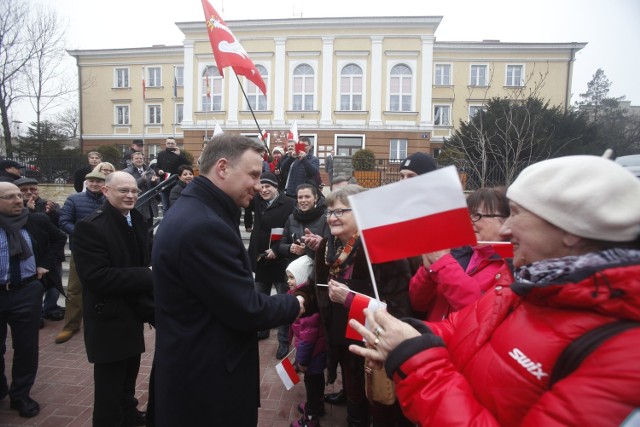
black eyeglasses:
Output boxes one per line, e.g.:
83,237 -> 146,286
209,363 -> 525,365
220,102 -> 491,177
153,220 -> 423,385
326,208 -> 352,218
470,213 -> 508,223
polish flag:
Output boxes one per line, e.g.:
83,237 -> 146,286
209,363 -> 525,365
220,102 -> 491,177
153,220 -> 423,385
213,123 -> 224,136
480,241 -> 514,258
275,358 -> 300,390
270,228 -> 284,242
348,166 -> 476,264
287,121 -> 298,142
259,130 -> 269,143
142,67 -> 146,100
346,293 -> 387,340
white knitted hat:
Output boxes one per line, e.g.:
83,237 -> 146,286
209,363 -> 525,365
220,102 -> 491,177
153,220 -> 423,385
507,155 -> 640,242
286,256 -> 314,287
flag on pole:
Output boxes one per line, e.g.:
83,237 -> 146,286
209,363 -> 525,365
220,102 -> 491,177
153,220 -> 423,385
142,67 -> 146,100
275,358 -> 300,390
200,0 -> 267,95
213,123 -> 224,136
348,166 -> 476,264
205,68 -> 211,98
287,121 -> 298,141
259,130 -> 269,143
346,293 -> 387,340
173,68 -> 178,98
270,228 -> 284,242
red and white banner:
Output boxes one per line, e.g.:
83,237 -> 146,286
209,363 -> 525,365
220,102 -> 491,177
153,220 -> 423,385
259,130 -> 269,143
346,293 -> 387,340
287,121 -> 298,142
201,0 -> 267,95
270,228 -> 284,242
348,166 -> 476,264
275,357 -> 300,390
480,241 -> 514,258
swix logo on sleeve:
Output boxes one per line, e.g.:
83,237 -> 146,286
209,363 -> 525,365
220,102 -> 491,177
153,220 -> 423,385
508,348 -> 549,381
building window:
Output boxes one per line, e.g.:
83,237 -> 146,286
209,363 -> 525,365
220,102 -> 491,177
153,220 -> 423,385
389,139 -> 407,162
147,105 -> 162,124
175,66 -> 184,87
340,63 -> 363,111
434,105 -> 451,126
434,64 -> 451,86
292,64 -> 314,111
115,68 -> 129,88
202,66 -> 222,111
175,104 -> 183,124
469,105 -> 485,121
246,64 -> 267,111
506,65 -> 524,87
470,65 -> 487,86
390,64 -> 412,112
115,105 -> 129,125
336,135 -> 363,156
147,67 -> 162,87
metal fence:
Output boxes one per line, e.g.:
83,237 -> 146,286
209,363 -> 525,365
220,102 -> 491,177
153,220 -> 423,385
6,156 -> 84,184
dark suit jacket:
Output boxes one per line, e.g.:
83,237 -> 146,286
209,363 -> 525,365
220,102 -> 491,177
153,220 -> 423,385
152,176 -> 300,426
23,213 -> 67,292
124,165 -> 159,221
72,202 -> 153,364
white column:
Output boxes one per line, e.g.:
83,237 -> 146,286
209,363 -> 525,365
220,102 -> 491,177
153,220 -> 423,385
369,36 -> 383,126
320,37 -> 334,125
273,37 -> 286,126
182,40 -> 194,126
227,72 -> 239,125
420,35 -> 435,127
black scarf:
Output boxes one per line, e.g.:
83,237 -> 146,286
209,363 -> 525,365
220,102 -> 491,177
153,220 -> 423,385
0,208 -> 33,259
293,200 -> 326,223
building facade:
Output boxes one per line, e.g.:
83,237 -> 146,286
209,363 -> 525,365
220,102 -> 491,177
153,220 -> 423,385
68,16 -> 585,166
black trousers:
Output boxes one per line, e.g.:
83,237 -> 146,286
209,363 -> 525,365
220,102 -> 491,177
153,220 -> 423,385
93,354 -> 141,427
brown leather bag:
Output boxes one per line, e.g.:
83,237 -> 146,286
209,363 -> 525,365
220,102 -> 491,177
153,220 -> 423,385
364,361 -> 396,405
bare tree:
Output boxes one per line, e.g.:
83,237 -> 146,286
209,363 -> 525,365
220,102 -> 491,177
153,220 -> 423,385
53,105 -> 79,139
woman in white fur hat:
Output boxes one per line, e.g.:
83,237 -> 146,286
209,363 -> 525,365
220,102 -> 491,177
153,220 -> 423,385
348,155 -> 640,427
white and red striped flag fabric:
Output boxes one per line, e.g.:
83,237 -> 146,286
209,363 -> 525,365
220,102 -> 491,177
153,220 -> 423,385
270,228 -> 284,242
348,166 -> 476,264
346,293 -> 387,340
213,123 -> 224,136
481,241 -> 514,258
275,357 -> 300,390
287,121 -> 298,142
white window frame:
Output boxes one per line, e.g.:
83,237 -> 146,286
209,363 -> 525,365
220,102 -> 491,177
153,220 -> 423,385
434,104 -> 452,126
175,103 -> 183,125
289,60 -> 317,111
115,67 -> 129,88
335,134 -> 365,156
505,64 -> 525,87
337,60 -> 365,111
434,63 -> 452,86
147,66 -> 162,87
245,63 -> 268,111
468,104 -> 485,121
470,64 -> 488,87
175,66 -> 184,87
389,139 -> 407,162
387,60 -> 417,112
201,65 -> 223,112
147,104 -> 162,125
115,105 -> 130,125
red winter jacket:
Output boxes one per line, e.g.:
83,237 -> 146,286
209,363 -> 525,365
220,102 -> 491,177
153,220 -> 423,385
409,245 -> 512,322
391,262 -> 640,426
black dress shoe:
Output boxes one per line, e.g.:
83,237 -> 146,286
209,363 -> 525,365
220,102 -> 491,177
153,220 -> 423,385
276,343 -> 289,359
43,308 -> 65,321
124,408 -> 146,427
10,396 -> 40,418
257,330 -> 270,340
324,389 -> 346,405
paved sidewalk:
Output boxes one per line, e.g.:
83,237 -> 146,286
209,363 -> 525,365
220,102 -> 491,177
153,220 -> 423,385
2,321 -> 346,426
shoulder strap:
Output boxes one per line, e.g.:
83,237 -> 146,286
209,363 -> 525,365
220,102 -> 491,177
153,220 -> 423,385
550,320 -> 640,388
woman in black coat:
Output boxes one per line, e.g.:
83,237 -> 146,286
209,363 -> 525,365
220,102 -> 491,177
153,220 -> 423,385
247,172 -> 296,357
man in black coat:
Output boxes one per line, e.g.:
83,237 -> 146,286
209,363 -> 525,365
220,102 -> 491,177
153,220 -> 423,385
0,182 -> 67,418
152,134 -> 305,426
154,137 -> 190,212
72,151 -> 102,192
72,172 -> 152,427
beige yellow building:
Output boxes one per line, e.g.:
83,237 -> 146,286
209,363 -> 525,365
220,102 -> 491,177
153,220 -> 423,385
68,16 -> 585,165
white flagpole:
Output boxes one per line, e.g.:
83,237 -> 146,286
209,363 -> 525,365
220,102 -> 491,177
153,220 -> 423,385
347,195 -> 381,301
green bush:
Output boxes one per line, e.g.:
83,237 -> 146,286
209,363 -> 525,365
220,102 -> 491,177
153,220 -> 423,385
351,148 -> 376,171
97,145 -> 122,167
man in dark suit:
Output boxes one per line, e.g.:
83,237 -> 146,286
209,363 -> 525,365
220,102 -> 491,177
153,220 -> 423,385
0,182 -> 67,418
121,139 -> 144,170
152,134 -> 305,426
72,172 -> 152,427
154,137 -> 190,212
124,152 -> 159,230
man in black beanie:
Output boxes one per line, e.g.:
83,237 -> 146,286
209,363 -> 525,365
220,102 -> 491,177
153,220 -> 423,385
399,152 -> 437,180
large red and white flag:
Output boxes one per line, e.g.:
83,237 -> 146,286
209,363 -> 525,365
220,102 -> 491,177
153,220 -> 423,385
348,166 -> 476,264
480,241 -> 514,258
201,0 -> 267,95
275,357 -> 300,390
270,228 -> 284,242
346,293 -> 387,340
287,121 -> 298,142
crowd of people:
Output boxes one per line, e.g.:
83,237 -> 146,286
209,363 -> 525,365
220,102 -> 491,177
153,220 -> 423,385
0,133 -> 639,427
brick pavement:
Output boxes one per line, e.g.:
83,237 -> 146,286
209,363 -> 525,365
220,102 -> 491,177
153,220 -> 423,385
1,321 -> 346,426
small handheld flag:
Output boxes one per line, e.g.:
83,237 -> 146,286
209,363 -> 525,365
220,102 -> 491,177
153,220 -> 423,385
346,293 -> 387,340
275,357 -> 300,390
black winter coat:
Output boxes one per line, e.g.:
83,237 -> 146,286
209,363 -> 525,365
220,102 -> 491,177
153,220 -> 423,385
72,202 -> 153,364
24,213 -> 67,293
278,203 -> 330,262
247,192 -> 295,282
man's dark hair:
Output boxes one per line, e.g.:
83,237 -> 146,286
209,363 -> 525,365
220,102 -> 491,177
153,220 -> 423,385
199,134 -> 265,174
299,136 -> 311,144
